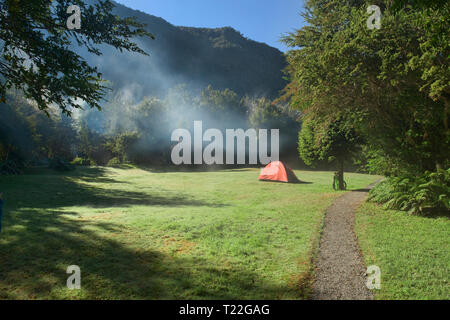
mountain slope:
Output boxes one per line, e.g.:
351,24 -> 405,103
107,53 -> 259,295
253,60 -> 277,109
78,1 -> 288,101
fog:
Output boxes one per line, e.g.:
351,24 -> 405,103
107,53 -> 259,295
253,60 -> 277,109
70,0 -> 298,165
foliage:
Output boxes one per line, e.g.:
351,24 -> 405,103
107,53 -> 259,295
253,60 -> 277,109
0,159 -> 24,175
369,169 -> 450,214
245,97 -> 301,160
49,157 -> 73,172
357,145 -> 430,177
392,0 -> 448,11
0,94 -> 35,163
0,91 -> 78,164
1,81 -> 300,170
79,85 -> 301,165
298,114 -> 362,189
281,0 -> 449,175
106,157 -> 122,167
103,132 -> 139,164
246,97 -> 300,132
198,86 -> 246,127
70,157 -> 92,166
0,0 -> 153,115
77,123 -> 111,165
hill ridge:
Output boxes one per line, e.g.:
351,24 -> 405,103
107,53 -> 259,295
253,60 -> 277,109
74,1 -> 288,102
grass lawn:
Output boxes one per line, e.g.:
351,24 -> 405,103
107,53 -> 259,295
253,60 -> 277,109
0,166 -> 379,299
355,202 -> 449,299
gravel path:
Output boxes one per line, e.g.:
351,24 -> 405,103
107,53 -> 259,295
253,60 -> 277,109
311,186 -> 376,300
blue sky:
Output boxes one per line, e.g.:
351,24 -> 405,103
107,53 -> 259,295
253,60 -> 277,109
115,0 -> 306,52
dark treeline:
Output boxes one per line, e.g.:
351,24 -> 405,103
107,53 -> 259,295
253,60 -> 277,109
0,85 -> 301,171
282,0 -> 449,213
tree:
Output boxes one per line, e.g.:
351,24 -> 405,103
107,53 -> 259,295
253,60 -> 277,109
0,95 -> 34,163
244,96 -> 301,160
280,0 -> 449,174
392,0 -> 448,11
199,85 -> 247,129
0,0 -> 154,116
299,114 -> 361,190
77,122 -> 111,165
103,131 -> 139,164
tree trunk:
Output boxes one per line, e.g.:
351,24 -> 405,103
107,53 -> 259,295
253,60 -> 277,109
5,144 -> 11,162
338,159 -> 346,190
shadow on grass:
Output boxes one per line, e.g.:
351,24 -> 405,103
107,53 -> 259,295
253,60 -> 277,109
0,206 -> 294,299
3,167 -> 227,209
0,167 -> 294,299
418,208 -> 450,219
259,180 -> 312,184
350,188 -> 371,192
136,165 -> 255,173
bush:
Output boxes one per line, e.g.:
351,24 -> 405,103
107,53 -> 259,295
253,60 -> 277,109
0,159 -> 24,175
107,157 -> 122,167
368,169 -> 450,214
71,157 -> 92,166
49,158 -> 73,172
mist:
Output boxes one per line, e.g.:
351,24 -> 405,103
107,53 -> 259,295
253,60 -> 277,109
67,0 -> 299,166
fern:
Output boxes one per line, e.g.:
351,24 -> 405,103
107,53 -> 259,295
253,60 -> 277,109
369,169 -> 450,215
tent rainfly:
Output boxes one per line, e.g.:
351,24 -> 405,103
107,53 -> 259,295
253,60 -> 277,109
258,161 -> 300,183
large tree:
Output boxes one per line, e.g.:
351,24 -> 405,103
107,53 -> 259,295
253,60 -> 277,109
392,0 -> 448,11
0,0 -> 154,116
299,114 -> 361,190
280,0 -> 449,174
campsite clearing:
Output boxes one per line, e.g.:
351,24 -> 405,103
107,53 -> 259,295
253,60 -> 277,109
0,166 -> 379,299
355,202 -> 449,300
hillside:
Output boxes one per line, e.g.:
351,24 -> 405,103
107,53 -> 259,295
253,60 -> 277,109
76,1 -> 288,101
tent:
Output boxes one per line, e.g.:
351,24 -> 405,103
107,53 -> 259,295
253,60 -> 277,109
258,161 -> 300,183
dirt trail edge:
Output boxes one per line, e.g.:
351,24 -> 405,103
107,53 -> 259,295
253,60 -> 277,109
311,183 -> 379,300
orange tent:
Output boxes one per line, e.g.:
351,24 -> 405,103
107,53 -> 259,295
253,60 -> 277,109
258,161 -> 300,183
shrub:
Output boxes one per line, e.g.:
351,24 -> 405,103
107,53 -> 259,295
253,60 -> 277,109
107,157 -> 122,167
369,169 -> 450,214
0,159 -> 24,175
49,158 -> 73,172
71,157 -> 91,166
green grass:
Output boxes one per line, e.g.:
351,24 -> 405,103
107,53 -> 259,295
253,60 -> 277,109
0,166 -> 379,299
355,202 -> 449,299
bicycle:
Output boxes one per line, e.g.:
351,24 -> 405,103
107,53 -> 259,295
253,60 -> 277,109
332,171 -> 347,190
